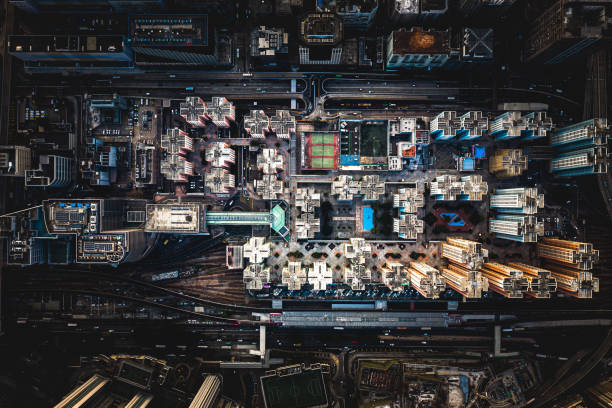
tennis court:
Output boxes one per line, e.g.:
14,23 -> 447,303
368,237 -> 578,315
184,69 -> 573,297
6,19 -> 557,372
311,144 -> 335,156
304,131 -> 338,170
311,157 -> 336,169
311,133 -> 335,144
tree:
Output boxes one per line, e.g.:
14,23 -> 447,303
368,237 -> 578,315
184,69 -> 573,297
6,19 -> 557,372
433,225 -> 449,234
410,251 -> 425,260
469,212 -> 484,225
423,212 -> 437,226
288,251 -> 303,259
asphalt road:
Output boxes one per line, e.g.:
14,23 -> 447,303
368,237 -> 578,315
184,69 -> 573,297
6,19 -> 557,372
322,78 -> 580,106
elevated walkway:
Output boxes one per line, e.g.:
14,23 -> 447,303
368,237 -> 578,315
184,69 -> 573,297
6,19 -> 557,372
206,204 -> 289,241
207,212 -> 271,225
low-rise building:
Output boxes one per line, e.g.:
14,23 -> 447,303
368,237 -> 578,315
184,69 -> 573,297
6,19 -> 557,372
250,26 -> 289,58
386,27 -> 452,70
0,145 -> 32,176
145,203 -> 207,234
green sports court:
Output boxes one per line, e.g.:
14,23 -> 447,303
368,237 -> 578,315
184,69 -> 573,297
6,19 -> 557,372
310,133 -> 335,145
303,131 -> 338,170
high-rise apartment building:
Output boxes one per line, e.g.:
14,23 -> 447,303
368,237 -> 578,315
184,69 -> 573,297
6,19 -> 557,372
441,263 -> 489,298
430,111 -> 487,141
244,110 -> 270,138
479,262 -> 530,298
536,238 -> 599,298
408,262 -> 446,299
489,149 -> 528,178
489,214 -> 544,243
489,111 -> 553,141
551,118 -> 609,177
508,262 -> 558,298
25,155 -> 72,188
537,238 -> 599,271
525,0 -> 611,64
160,128 -> 194,182
382,262 -> 410,291
430,175 -> 488,201
441,237 -> 488,270
490,187 -> 544,215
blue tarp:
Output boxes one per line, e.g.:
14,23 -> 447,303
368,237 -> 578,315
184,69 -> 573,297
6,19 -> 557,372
340,155 -> 360,166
